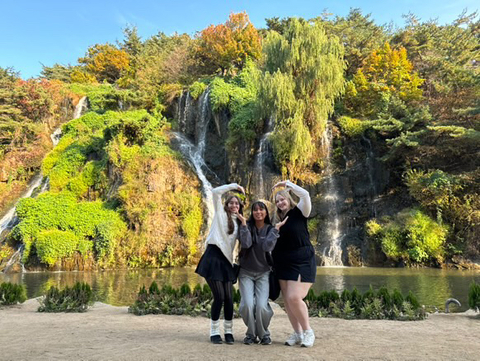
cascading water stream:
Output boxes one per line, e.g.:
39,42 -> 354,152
0,173 -> 44,236
180,92 -> 191,134
320,125 -> 344,266
254,117 -> 274,200
173,90 -> 215,229
73,96 -> 88,120
361,134 -> 380,217
1,96 -> 88,271
196,90 -> 211,157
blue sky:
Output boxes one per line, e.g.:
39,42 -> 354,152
2,0 -> 477,79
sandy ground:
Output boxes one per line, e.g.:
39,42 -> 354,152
0,299 -> 479,361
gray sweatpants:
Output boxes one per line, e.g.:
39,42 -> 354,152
238,268 -> 273,339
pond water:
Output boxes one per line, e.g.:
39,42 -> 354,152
1,267 -> 479,311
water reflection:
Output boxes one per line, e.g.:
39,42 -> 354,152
1,267 -> 479,311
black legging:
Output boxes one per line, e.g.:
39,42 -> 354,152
207,279 -> 234,321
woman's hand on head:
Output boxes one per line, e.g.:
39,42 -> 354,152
237,213 -> 247,226
237,185 -> 245,194
275,216 -> 289,231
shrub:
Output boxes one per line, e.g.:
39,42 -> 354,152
337,116 -> 374,137
0,283 -> 27,305
69,84 -> 142,112
37,282 -> 94,312
307,286 -> 426,321
11,191 -> 127,265
129,282 -> 240,318
468,281 -> 480,311
366,208 -> 448,265
35,229 -> 79,266
189,81 -> 208,100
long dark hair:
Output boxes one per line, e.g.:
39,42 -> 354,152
224,195 -> 244,234
247,201 -> 272,232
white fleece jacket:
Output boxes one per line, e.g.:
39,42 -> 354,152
205,183 -> 241,265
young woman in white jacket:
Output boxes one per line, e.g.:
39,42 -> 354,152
195,183 -> 245,345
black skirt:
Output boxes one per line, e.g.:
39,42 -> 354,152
273,245 -> 316,283
195,244 -> 237,282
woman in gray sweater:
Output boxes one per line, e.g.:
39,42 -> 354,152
237,201 -> 288,345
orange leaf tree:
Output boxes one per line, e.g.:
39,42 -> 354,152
345,42 -> 424,117
78,44 -> 130,83
196,12 -> 261,76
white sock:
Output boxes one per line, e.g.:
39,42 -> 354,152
210,320 -> 220,337
224,320 -> 233,335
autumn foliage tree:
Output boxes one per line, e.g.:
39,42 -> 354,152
195,12 -> 261,76
344,42 -> 424,118
76,43 -> 130,84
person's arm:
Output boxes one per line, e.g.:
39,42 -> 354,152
285,180 -> 311,217
261,227 -> 279,252
211,183 -> 244,213
239,225 -> 253,249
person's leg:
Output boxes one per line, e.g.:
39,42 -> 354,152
238,270 -> 257,341
222,281 -> 235,344
279,279 -> 302,333
206,279 -> 225,344
223,281 -> 234,321
282,278 -> 312,332
255,271 -> 273,343
207,279 -> 225,321
282,277 -> 315,347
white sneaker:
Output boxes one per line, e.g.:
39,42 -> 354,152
301,329 -> 315,347
285,332 -> 303,346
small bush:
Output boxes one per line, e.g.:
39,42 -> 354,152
129,282 -> 240,318
307,286 -> 426,321
337,116 -> 373,137
35,229 -> 79,266
468,281 -> 480,311
189,81 -> 208,100
366,208 -> 448,265
0,283 -> 27,305
38,282 -> 95,312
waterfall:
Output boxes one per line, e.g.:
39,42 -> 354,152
320,125 -> 344,266
196,89 -> 211,157
50,127 -> 63,146
253,117 -> 274,199
0,173 -> 44,236
362,135 -> 380,217
2,245 -> 25,273
172,133 -> 214,229
173,89 -> 215,229
73,96 -> 88,119
1,96 -> 88,271
179,92 -> 191,134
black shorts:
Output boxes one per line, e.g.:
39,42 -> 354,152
195,244 -> 237,282
273,246 -> 316,283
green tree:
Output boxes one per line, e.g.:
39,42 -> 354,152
40,63 -> 74,82
391,11 -> 479,125
261,18 -> 346,177
313,8 -> 389,77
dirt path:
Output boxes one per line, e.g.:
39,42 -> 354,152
1,299 -> 479,360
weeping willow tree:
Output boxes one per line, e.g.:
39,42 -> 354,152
261,18 -> 346,178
